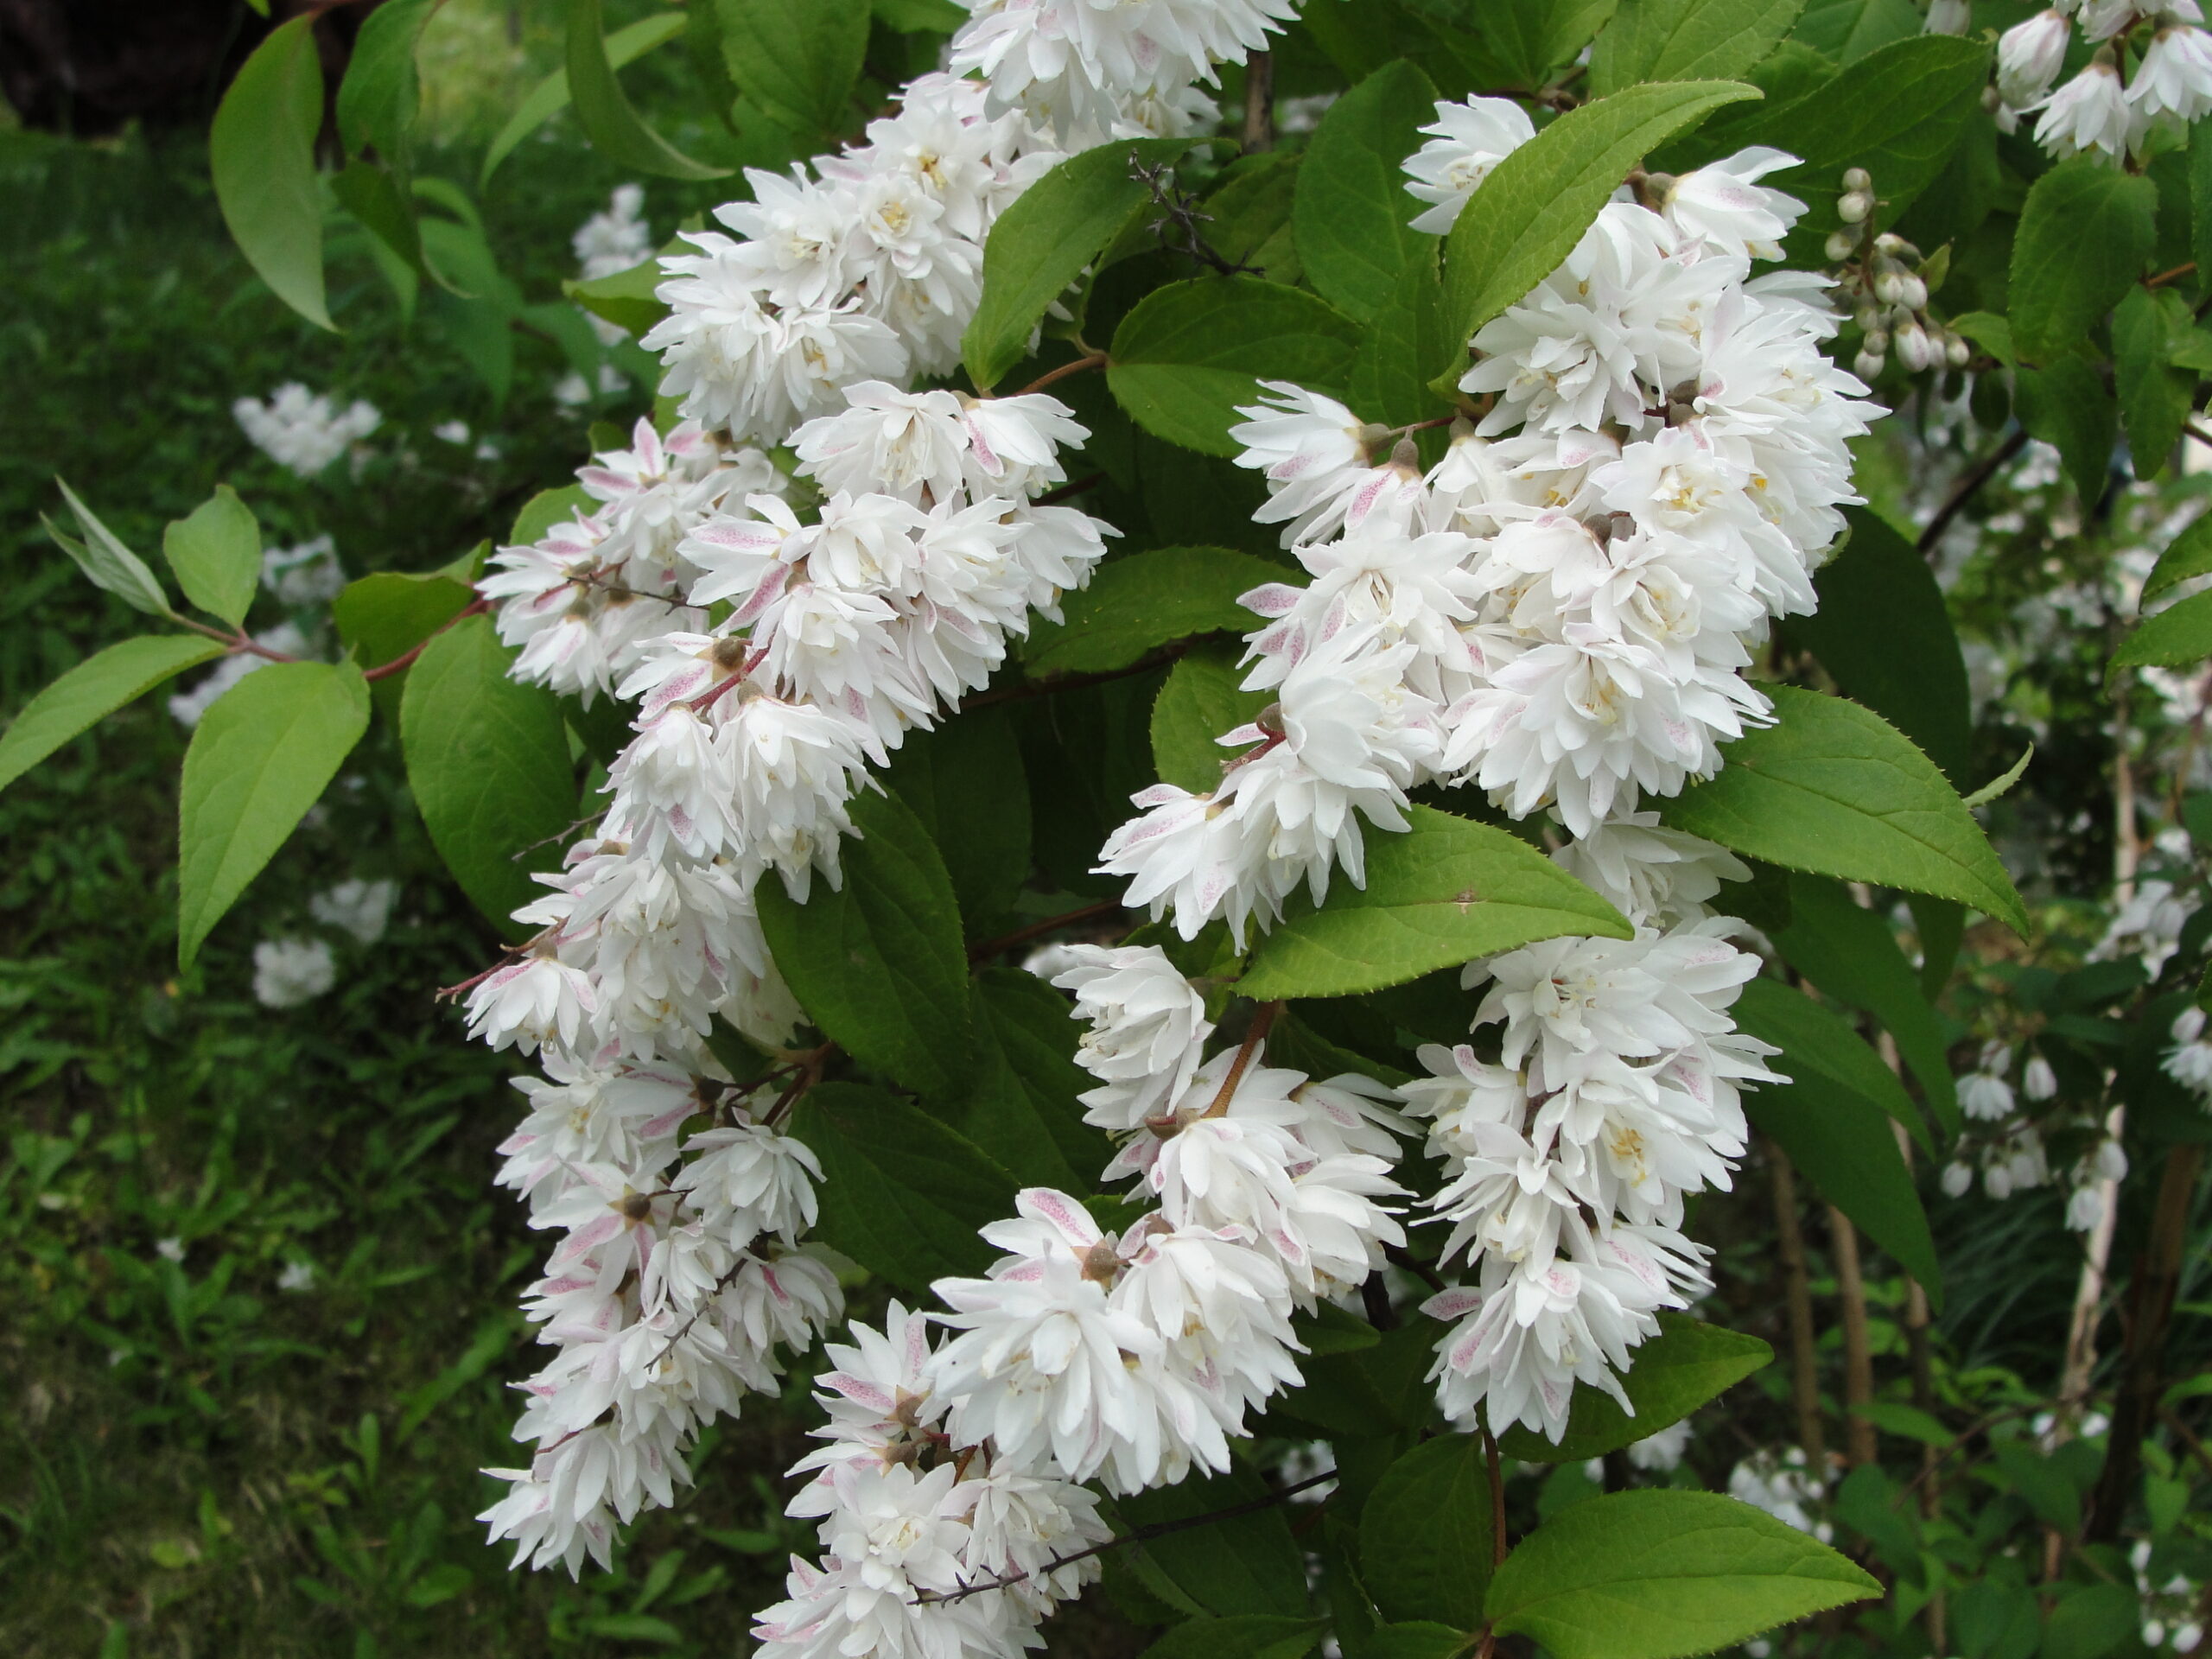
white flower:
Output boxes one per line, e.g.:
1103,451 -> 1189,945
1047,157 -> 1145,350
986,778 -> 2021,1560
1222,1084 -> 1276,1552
1052,944 -> 1214,1131
821,1461 -> 969,1597
233,384 -> 381,476
1728,1447 -> 1830,1540
1925,0 -> 1970,32
261,535 -> 346,607
1657,148 -> 1805,261
253,938 -> 335,1008
1959,1070 -> 2016,1122
1941,1160 -> 1974,1198
1998,10 -> 2073,106
1111,1216 -> 1304,1423
156,1236 -> 186,1263
1626,1419 -> 1692,1471
2131,27 -> 2212,127
2023,1054 -> 2059,1102
464,953 -> 598,1056
1402,97 -> 1536,233
277,1260 -> 316,1293
575,182 -> 652,280
2036,61 -> 2140,162
1230,383 -> 1388,548
674,1123 -> 823,1249
1550,813 -> 1748,929
310,877 -> 397,944
957,1465 -> 1112,1613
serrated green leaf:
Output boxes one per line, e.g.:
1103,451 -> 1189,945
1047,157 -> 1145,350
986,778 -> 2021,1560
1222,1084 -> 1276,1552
956,967 -> 1115,1192
1109,277 -> 1360,456
1497,1315 -> 1773,1464
211,16 -> 332,331
1440,80 -> 1761,366
162,486 -> 262,630
1142,1616 -> 1324,1659
332,572 -> 475,675
568,0 -> 729,181
1361,1624 -> 1465,1659
1239,806 -> 1631,999
179,662 -> 371,966
1478,0 -> 1621,88
758,791 -> 976,1098
1207,153 -> 1303,283
1484,1491 -> 1880,1659
1027,547 -> 1279,677
336,0 -> 435,166
1662,685 -> 2028,936
511,485 -> 594,548
2146,512 -> 2212,601
50,480 -> 171,616
1359,1433 -> 1494,1628
564,253 -> 671,337
1350,254 -> 1457,429
789,1083 -> 1013,1289
883,709 -> 1031,931
1769,874 -> 1954,1141
963,137 -> 1194,390
2016,354 -> 2117,505
1119,1465 -> 1309,1617
1150,644 -> 1272,794
1293,60 -> 1442,323
2011,159 -> 2157,365
0,636 -> 229,796
2115,588 -> 2212,671
2115,286 -> 2196,479
1734,978 -> 1942,1299
1790,0 -> 1923,61
399,615 -> 579,930
480,13 -> 687,188
1960,745 -> 2031,809
1591,0 -> 1805,96
714,0 -> 869,141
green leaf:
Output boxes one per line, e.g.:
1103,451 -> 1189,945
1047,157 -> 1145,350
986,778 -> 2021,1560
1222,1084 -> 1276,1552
1769,874 -> 1954,1140
1591,0 -> 1806,96
1440,80 -> 1761,363
1142,1618 -> 1325,1659
1109,277 -> 1360,456
162,486 -> 262,631
2041,1585 -> 2137,1659
1026,547 -> 1278,677
577,1612 -> 683,1643
1662,685 -> 2028,936
757,791 -> 976,1098
399,615 -> 579,930
211,16 -> 333,331
2114,588 -> 2212,671
884,709 -> 1032,931
963,137 -> 1194,390
1349,256 -> 1457,429
2115,286 -> 2196,479
2147,512 -> 2212,601
1362,1625 -> 1465,1659
50,480 -> 171,616
332,571 -> 475,675
1239,806 -> 1631,999
1790,0 -> 1922,60
1734,979 -> 1942,1299
336,0 -> 435,165
1960,746 -> 2031,810
564,253 -> 671,337
1734,974 -> 1931,1152
2016,354 -> 2118,506
957,967 -> 1116,1192
1359,1434 -> 1494,1628
1118,1465 -> 1309,1617
1294,60 -> 1443,323
568,0 -> 730,181
512,485 -> 594,548
2011,158 -> 2158,365
1150,644 -> 1272,793
481,13 -> 686,188
178,662 -> 371,966
713,0 -> 869,142
1484,1491 -> 1880,1659
788,1083 -> 1013,1290
1275,1322 -> 1440,1440
1206,154 -> 1303,283
1785,507 -> 1969,786
1478,0 -> 1622,88
0,636 -> 228,796
2195,118 -> 2212,296
1497,1315 -> 1773,1465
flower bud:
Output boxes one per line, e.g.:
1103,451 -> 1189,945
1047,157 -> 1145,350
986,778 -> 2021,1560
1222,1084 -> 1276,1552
1837,190 -> 1872,224
1826,229 -> 1859,262
1864,327 -> 1891,354
1945,331 -> 1972,368
1998,9 -> 2072,105
1898,273 -> 1929,311
1853,347 -> 1887,381
1927,0 -> 1969,34
1841,167 -> 1872,193
1873,270 -> 1905,305
1874,232 -> 1907,257
1896,321 -> 1932,373
1941,1161 -> 1974,1198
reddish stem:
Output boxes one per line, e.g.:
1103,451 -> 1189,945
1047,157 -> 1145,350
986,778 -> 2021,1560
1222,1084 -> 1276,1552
362,599 -> 491,683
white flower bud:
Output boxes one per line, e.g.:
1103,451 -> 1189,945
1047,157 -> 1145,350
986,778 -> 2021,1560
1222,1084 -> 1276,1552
1927,0 -> 1970,35
1853,347 -> 1887,381
1945,332 -> 1972,367
1898,273 -> 1929,311
1873,270 -> 1905,305
1826,228 -> 1861,262
1999,10 -> 2073,107
2023,1055 -> 2058,1100
1841,167 -> 1872,193
1941,1161 -> 1974,1198
1838,190 -> 1872,224
1863,327 -> 1891,353
1896,321 -> 1932,373
2094,1140 -> 2130,1181
1985,1164 -> 2015,1199
2068,1185 -> 2107,1231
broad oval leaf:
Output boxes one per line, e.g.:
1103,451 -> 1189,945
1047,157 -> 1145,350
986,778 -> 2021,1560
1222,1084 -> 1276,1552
1118,1465 -> 1310,1618
2145,509 -> 2212,601
1141,1616 -> 1325,1659
399,615 -> 580,930
512,484 -> 594,547
1239,806 -> 1633,999
1151,644 -> 1271,794
2016,354 -> 2118,506
1484,1491 -> 1880,1659
0,635 -> 228,796
1590,0 -> 1806,96
883,709 -> 1032,931
951,967 -> 1115,1192
480,13 -> 687,188
333,572 -> 476,675
335,0 -> 435,165
1359,1433 -> 1495,1628
49,480 -> 171,616
1108,277 -> 1360,456
2010,159 -> 2158,365
1293,60 -> 1441,322
1026,546 -> 1278,677
163,486 -> 263,631
713,0 -> 870,143
567,0 -> 730,181
1661,685 -> 2028,937
1496,1314 -> 1773,1464
788,1082 -> 1014,1290
565,254 -> 672,337
757,790 -> 976,1098
211,16 -> 333,330
2114,588 -> 2212,671
1735,977 -> 1943,1300
963,137 -> 1195,390
2114,287 -> 2196,480
1349,256 -> 1457,429
1440,80 -> 1761,364
179,661 -> 371,966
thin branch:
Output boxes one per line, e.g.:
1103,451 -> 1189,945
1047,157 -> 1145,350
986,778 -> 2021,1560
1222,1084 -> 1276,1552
2190,421 -> 2212,452
168,614 -> 302,662
2147,262 -> 2198,289
1829,1205 -> 1877,1467
1917,428 -> 2029,556
1242,48 -> 1275,154
1770,1141 -> 1827,1471
1034,471 -> 1107,506
1015,353 -> 1107,397
965,643 -> 1196,710
968,900 -> 1126,963
1200,1001 -> 1281,1119
362,599 -> 491,683
915,1468 -> 1338,1604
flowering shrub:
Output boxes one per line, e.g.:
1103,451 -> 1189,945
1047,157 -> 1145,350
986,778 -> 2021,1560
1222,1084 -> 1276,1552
11,0 -> 2212,1655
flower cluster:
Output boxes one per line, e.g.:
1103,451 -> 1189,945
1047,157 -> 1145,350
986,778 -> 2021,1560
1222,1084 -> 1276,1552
1938,1039 -> 2130,1229
755,944 -> 1404,1659
232,382 -> 382,477
1995,0 -> 2212,164
1095,102 -> 1880,1437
